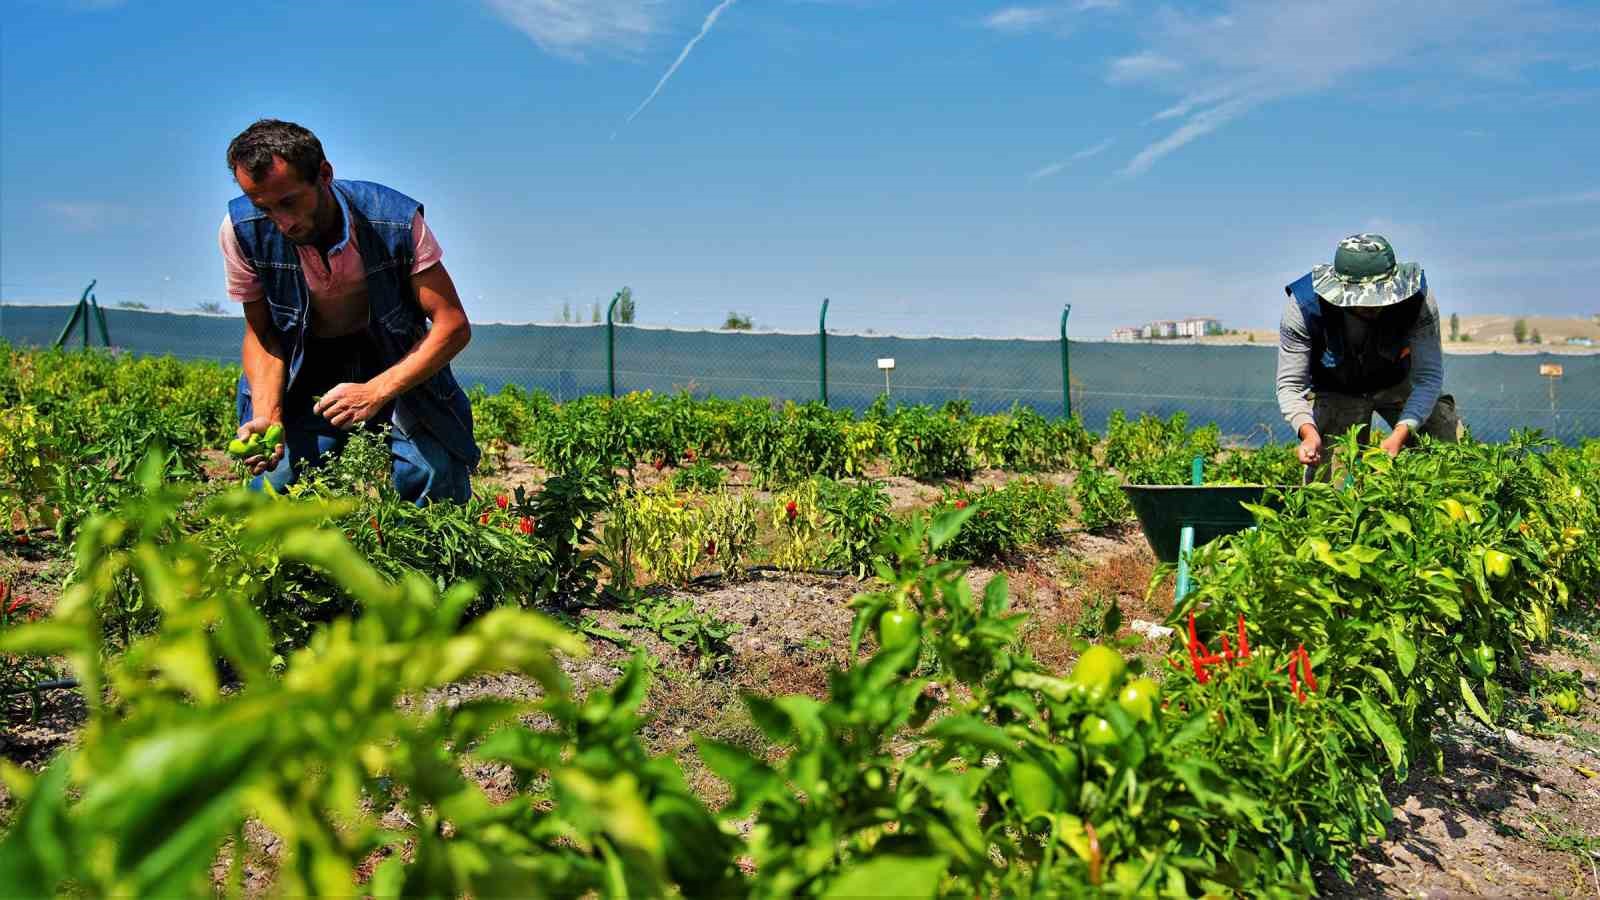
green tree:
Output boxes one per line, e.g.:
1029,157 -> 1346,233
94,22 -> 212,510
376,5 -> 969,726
561,301 -> 573,323
194,301 -> 226,315
1513,318 -> 1528,344
116,300 -> 150,310
1531,329 -> 1542,344
616,286 -> 636,324
722,311 -> 754,331
1449,312 -> 1459,342
591,301 -> 600,323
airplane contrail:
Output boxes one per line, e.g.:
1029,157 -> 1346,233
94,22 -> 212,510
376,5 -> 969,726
622,0 -> 739,127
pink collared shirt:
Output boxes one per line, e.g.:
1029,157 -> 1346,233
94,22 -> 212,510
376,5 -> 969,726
218,209 -> 442,337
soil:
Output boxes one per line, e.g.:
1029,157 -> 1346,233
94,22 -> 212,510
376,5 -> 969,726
1322,638 -> 1600,899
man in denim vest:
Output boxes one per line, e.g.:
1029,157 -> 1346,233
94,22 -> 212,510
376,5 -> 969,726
1277,234 -> 1462,473
219,119 -> 480,503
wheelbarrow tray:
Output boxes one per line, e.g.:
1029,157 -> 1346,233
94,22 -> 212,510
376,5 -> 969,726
1120,485 -> 1289,564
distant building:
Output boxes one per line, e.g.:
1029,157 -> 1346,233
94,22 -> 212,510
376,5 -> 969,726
1115,316 -> 1225,341
1177,316 -> 1222,338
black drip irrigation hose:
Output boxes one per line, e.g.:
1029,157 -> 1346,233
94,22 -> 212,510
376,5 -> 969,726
1,677 -> 80,697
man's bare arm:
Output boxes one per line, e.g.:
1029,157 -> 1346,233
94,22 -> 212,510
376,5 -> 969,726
317,262 -> 472,429
239,301 -> 288,473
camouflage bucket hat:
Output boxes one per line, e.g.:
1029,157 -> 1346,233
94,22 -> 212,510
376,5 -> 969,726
1310,234 -> 1425,308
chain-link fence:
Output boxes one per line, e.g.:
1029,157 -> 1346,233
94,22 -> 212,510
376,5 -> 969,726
3,302 -> 1597,444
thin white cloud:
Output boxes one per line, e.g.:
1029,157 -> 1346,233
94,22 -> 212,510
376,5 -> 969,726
1120,95 -> 1256,177
981,0 -> 1119,34
483,0 -> 663,59
984,6 -> 1058,33
1029,138 -> 1114,179
1105,1 -> 1588,177
1107,52 -> 1182,83
622,0 -> 739,127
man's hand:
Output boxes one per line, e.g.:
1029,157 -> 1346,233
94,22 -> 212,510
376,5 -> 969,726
1297,424 -> 1324,466
1380,423 -> 1411,458
237,416 -> 285,476
315,382 -> 392,430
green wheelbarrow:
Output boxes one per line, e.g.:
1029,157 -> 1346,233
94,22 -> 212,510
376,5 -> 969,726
1121,458 -> 1290,603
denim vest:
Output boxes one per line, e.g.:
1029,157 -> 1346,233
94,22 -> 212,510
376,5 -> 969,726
230,179 -> 479,468
1287,270 -> 1426,396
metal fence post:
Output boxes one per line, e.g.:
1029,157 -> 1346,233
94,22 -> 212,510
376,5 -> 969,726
1059,303 -> 1072,418
53,280 -> 97,350
91,292 -> 111,348
606,291 -> 621,398
819,297 -> 830,406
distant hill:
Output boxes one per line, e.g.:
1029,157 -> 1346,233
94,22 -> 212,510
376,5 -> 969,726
1454,314 -> 1600,346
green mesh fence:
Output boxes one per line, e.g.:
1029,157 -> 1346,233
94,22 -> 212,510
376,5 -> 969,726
3,303 -> 1596,444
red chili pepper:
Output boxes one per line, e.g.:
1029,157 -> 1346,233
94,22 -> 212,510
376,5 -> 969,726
2,583 -> 22,616
786,501 -> 798,522
653,457 -> 666,471
369,516 -> 382,544
1236,614 -> 1250,659
1221,634 -> 1235,664
479,513 -> 491,525
1298,644 -> 1317,693
518,516 -> 534,535
496,494 -> 509,510
1187,611 -> 1199,648
954,499 -> 968,510
705,539 -> 716,556
684,448 -> 697,462
1289,654 -> 1302,703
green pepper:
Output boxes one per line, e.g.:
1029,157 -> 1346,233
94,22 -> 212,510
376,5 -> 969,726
1078,714 -> 1120,749
263,422 -> 284,447
1550,690 -> 1581,715
1116,678 -> 1160,724
1067,645 -> 1127,705
1475,644 -> 1498,678
876,605 -> 922,658
1483,549 -> 1513,580
226,438 -> 252,459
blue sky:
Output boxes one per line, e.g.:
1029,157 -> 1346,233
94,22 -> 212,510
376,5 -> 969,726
2,0 -> 1597,337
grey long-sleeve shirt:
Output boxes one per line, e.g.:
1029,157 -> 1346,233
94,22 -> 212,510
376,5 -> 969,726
1276,291 -> 1445,435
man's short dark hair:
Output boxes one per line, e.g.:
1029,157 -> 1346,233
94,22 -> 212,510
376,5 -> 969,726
226,119 -> 326,184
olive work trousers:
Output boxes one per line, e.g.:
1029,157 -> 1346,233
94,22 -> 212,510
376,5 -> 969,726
1304,378 -> 1463,481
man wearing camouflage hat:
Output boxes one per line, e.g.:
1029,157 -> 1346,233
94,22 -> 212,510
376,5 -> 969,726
1277,234 -> 1461,471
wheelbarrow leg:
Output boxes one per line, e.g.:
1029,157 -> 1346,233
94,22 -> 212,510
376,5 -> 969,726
1175,525 -> 1196,602
1174,456 -> 1204,604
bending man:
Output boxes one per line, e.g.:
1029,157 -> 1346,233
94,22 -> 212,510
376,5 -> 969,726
219,118 -> 479,503
1277,233 -> 1461,471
